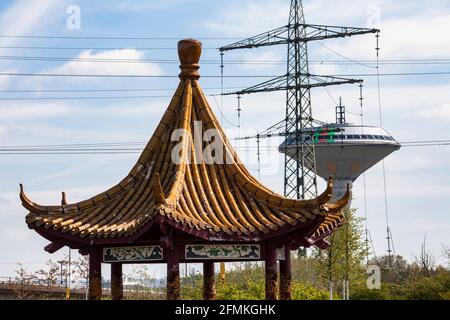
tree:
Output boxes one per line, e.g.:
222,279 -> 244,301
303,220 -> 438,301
405,272 -> 450,300
416,236 -> 436,278
442,245 -> 450,266
377,255 -> 415,284
179,261 -> 331,300
291,253 -> 321,286
291,281 -> 329,300
73,255 -> 89,285
35,260 -> 62,287
311,207 -> 367,300
13,264 -> 37,300
125,265 -> 163,300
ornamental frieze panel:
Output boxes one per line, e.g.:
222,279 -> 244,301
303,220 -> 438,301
185,244 -> 260,260
103,246 -> 163,263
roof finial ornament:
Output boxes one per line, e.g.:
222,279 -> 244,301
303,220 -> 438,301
61,192 -> 67,206
178,38 -> 202,80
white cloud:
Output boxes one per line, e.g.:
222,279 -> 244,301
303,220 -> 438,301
46,49 -> 163,78
0,0 -> 64,45
0,102 -> 72,120
204,0 -> 380,37
0,69 -> 17,89
8,124 -> 145,144
205,0 -> 289,36
100,99 -> 170,117
385,152 -> 447,174
0,97 -> 170,123
415,103 -> 450,122
0,126 -> 7,138
239,50 -> 283,72
206,0 -> 450,60
0,0 -> 66,89
322,11 -> 450,59
106,0 -> 194,12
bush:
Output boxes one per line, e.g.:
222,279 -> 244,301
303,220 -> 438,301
291,281 -> 329,300
350,283 -> 392,300
405,272 -> 450,300
216,280 -> 265,300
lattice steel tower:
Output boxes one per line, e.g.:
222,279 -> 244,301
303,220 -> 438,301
285,0 -> 315,199
220,0 -> 378,199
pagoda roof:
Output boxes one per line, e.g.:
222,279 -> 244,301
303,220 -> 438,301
20,39 -> 350,247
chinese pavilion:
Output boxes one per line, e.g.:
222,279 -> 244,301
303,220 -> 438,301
20,39 -> 350,300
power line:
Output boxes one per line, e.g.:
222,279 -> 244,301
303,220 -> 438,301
2,54 -> 450,66
374,34 -> 395,261
0,34 -> 241,40
317,42 -> 377,69
0,87 -> 243,93
0,93 -> 237,101
0,55 -> 289,64
332,71 -> 450,77
0,95 -> 175,101
0,72 -> 278,78
0,46 -> 218,50
2,140 -> 449,149
0,140 -> 449,155
0,71 -> 449,79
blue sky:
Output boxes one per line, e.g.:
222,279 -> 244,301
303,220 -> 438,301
0,0 -> 449,280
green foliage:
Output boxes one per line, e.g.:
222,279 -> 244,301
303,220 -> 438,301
350,287 -> 390,300
377,255 -> 416,284
404,271 -> 450,300
179,264 -> 330,300
349,268 -> 450,300
291,281 -> 329,300
310,208 -> 367,298
216,280 -> 265,300
181,277 -> 203,300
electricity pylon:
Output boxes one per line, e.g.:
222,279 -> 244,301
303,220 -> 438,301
220,0 -> 379,200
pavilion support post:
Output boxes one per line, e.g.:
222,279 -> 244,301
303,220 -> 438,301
166,249 -> 180,300
88,247 -> 102,300
279,246 -> 292,300
265,243 -> 278,300
203,261 -> 216,300
111,263 -> 123,300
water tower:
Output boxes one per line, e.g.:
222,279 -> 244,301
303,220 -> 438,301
279,99 -> 401,201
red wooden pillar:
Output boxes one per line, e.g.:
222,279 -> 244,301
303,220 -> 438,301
203,261 -> 216,300
279,246 -> 292,300
166,249 -> 180,300
265,243 -> 278,300
88,247 -> 102,300
111,263 -> 123,300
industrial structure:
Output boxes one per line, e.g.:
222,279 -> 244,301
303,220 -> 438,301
280,102 -> 401,201
19,39 -> 350,300
219,0 -> 379,200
